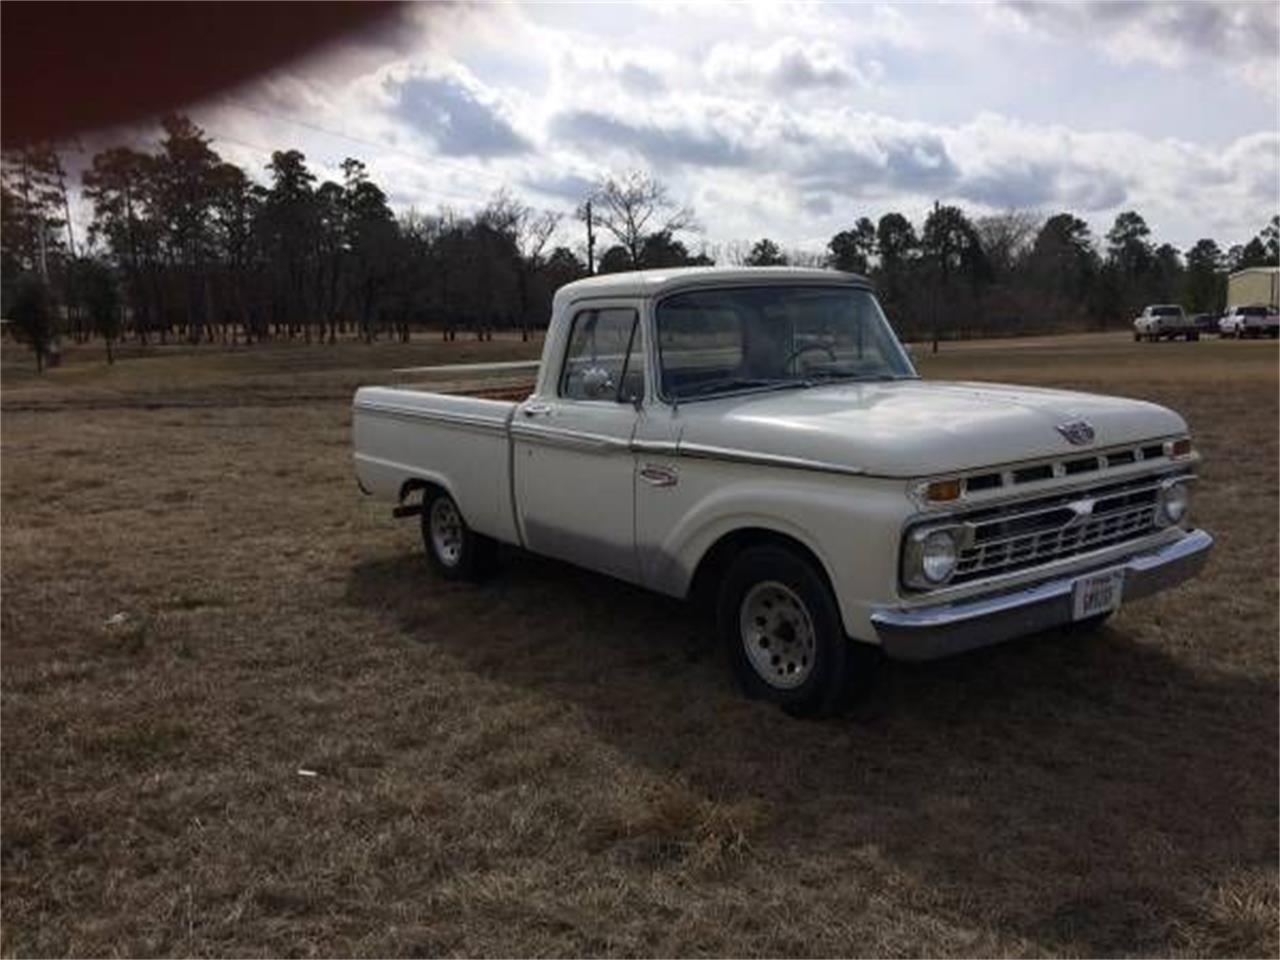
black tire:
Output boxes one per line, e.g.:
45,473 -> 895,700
716,544 -> 877,717
420,488 -> 496,581
1133,331 -> 1141,342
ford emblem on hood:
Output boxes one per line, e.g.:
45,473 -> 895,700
1056,419 -> 1096,446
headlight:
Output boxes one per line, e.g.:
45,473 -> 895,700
921,530 -> 958,581
1160,479 -> 1191,526
904,526 -> 961,589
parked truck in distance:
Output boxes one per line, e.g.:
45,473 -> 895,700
1218,304 -> 1279,339
1133,304 -> 1198,341
354,267 -> 1212,716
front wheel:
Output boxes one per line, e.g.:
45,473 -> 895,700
716,545 -> 877,717
421,489 -> 496,581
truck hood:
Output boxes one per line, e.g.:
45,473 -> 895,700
674,380 -> 1186,478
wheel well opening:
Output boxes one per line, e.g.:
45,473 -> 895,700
399,477 -> 442,504
688,528 -> 836,613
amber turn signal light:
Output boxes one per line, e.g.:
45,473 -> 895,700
924,478 -> 962,502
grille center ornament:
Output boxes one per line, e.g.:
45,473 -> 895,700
1056,419 -> 1096,446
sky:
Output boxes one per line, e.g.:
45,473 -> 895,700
172,1 -> 1278,256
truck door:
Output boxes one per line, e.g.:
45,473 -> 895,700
512,305 -> 644,582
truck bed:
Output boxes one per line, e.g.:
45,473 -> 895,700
352,383 -> 527,544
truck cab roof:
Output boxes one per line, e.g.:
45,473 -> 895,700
554,266 -> 870,308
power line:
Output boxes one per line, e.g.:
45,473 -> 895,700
211,98 -> 582,231
200,121 -> 498,211
224,98 -> 517,191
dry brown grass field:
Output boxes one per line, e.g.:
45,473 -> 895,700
2,331 -> 1276,957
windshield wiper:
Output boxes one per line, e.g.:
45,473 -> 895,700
676,377 -> 799,399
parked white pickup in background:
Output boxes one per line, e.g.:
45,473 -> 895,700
1133,304 -> 1198,341
1219,304 -> 1279,338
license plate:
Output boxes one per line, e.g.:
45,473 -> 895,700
1072,568 -> 1125,620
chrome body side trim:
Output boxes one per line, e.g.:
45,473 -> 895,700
870,529 -> 1213,661
354,400 -> 510,435
510,423 -> 632,453
676,442 -> 867,476
630,439 -> 679,455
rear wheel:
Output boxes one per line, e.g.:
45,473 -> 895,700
717,544 -> 877,717
421,489 -> 496,581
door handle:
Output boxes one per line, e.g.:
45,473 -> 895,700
639,464 -> 678,487
522,402 -> 552,417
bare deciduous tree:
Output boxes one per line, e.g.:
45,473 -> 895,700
589,171 -> 698,268
974,210 -> 1041,279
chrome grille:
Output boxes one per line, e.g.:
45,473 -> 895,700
958,440 -> 1178,497
952,475 -> 1164,583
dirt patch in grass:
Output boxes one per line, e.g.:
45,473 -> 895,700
2,333 -> 1276,956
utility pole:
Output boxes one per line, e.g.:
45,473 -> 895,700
37,220 -> 48,282
931,200 -> 941,355
585,199 -> 595,274
56,154 -> 77,260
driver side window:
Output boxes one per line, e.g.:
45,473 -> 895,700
560,308 -> 644,402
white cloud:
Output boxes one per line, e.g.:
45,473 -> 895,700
704,38 -> 881,92
385,69 -> 531,157
996,1 -> 1279,95
142,0 -> 1277,255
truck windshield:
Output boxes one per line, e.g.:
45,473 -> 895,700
1152,307 -> 1182,316
656,286 -> 915,401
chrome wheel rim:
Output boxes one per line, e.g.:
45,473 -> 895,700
429,497 -> 463,567
739,581 -> 816,690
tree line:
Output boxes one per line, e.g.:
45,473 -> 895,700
2,113 -> 1277,369
801,205 -> 1277,349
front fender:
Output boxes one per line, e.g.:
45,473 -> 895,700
639,462 -> 914,641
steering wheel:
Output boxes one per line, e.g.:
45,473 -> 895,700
783,342 -> 837,371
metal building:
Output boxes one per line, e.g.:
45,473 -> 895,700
1227,266 -> 1279,311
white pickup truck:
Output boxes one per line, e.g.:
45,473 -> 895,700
1133,304 -> 1198,341
1218,304 -> 1280,339
354,267 -> 1212,715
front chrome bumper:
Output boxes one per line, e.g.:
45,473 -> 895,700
870,529 -> 1213,661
